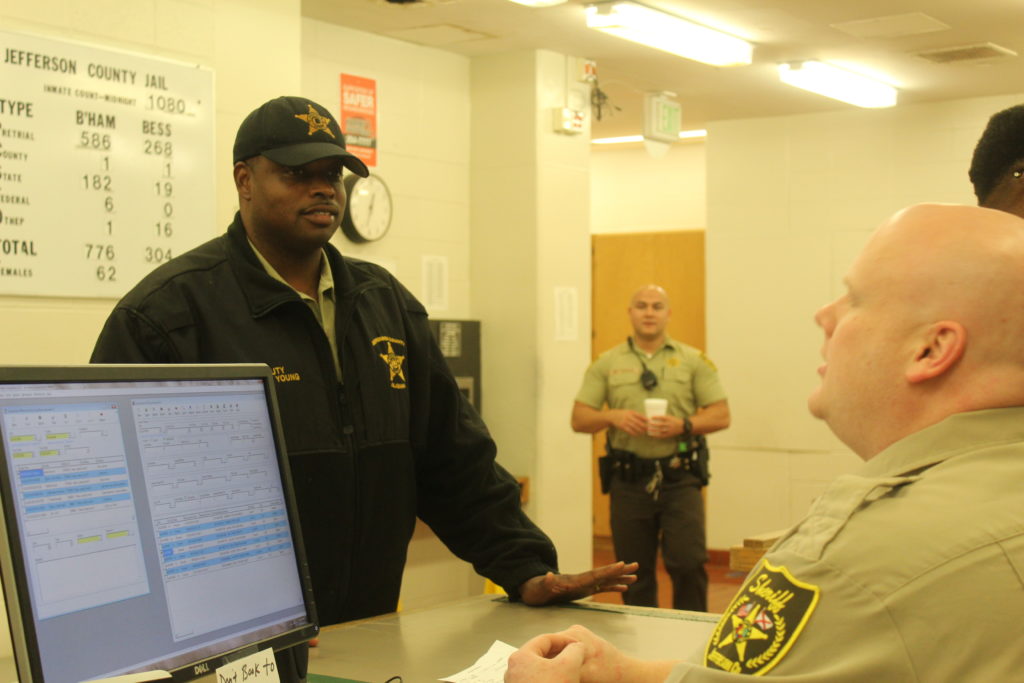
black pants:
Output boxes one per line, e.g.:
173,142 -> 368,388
609,474 -> 707,611
275,642 -> 309,683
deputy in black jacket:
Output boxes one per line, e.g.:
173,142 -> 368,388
91,96 -> 635,645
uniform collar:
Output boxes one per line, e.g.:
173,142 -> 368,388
625,335 -> 677,355
225,213 -> 388,318
245,235 -> 335,304
861,406 -> 1024,478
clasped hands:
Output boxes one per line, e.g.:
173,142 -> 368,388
504,624 -> 678,683
512,566 -> 672,683
611,409 -> 681,439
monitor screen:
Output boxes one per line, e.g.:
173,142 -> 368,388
0,364 -> 318,683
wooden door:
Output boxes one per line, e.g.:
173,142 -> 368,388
590,231 -> 706,537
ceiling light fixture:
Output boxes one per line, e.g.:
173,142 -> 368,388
678,129 -> 707,140
778,61 -> 897,108
585,2 -> 752,66
592,129 -> 707,144
592,135 -> 644,144
506,0 -> 568,6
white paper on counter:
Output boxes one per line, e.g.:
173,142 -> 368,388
439,640 -> 517,683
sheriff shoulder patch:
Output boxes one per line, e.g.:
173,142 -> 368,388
700,352 -> 718,372
704,560 -> 820,676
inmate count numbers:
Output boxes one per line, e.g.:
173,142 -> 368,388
0,30 -> 214,297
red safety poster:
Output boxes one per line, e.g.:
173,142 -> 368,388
339,73 -> 377,167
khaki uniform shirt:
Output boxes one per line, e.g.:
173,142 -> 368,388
249,240 -> 341,380
668,407 -> 1024,681
575,336 -> 726,458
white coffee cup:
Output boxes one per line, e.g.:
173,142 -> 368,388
644,398 -> 668,435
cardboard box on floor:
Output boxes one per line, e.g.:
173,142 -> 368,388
728,529 -> 787,572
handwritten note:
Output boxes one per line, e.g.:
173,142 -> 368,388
216,649 -> 279,683
439,640 -> 517,683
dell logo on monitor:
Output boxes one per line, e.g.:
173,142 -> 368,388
194,662 -> 211,675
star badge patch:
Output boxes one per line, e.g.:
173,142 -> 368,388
294,103 -> 336,138
372,336 -> 408,389
704,560 -> 820,675
700,352 -> 718,372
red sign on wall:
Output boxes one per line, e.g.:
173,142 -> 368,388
340,73 -> 377,168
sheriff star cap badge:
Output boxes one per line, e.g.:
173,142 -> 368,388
233,96 -> 369,177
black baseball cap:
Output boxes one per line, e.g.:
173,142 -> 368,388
233,96 -> 369,177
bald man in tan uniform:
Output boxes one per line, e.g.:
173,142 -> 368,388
573,285 -> 729,611
506,203 -> 1024,682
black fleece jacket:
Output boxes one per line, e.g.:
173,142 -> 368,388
91,213 -> 558,624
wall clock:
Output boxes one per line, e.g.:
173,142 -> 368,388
341,173 -> 393,242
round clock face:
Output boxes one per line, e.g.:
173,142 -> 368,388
342,173 -> 392,242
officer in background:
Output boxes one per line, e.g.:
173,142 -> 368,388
969,102 -> 1024,217
571,285 -> 730,611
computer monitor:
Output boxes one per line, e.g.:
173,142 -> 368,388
0,364 -> 318,683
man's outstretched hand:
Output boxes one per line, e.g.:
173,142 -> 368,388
518,561 -> 639,605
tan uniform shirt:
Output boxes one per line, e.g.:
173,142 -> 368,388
249,240 -> 341,380
575,336 -> 726,458
668,407 -> 1024,681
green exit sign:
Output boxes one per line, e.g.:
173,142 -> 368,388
644,94 -> 681,143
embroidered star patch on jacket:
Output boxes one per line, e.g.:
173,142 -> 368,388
372,335 -> 408,389
704,560 -> 820,675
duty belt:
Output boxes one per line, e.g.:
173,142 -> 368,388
603,447 -> 699,500
606,448 -> 676,479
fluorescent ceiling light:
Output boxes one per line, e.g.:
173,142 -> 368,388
585,2 -> 752,66
778,61 -> 897,108
506,0 -> 567,6
592,129 -> 707,144
592,135 -> 644,144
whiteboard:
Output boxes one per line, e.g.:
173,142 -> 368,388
0,30 -> 215,298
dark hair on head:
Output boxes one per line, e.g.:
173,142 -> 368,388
969,104 -> 1024,203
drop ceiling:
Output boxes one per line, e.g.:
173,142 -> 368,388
302,0 -> 1024,139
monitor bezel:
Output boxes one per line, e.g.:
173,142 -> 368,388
0,363 -> 319,683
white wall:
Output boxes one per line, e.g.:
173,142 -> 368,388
531,52 -> 594,576
470,49 -> 594,578
704,94 -> 1022,548
302,19 -> 473,317
590,141 -> 706,234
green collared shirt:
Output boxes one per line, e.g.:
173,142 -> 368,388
248,239 -> 341,380
575,336 -> 727,458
